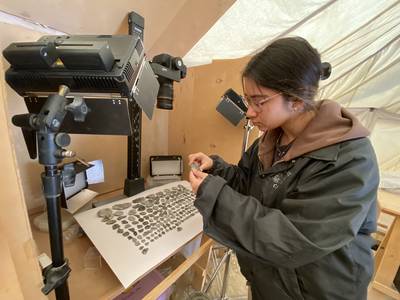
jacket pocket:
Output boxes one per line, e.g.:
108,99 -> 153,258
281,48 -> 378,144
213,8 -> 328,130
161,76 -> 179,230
277,268 -> 305,300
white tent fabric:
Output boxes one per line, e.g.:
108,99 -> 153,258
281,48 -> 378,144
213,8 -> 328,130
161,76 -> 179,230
0,10 -> 65,35
350,108 -> 400,188
183,0 -> 400,187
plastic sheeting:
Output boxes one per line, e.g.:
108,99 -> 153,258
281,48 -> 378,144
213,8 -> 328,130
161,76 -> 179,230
183,0 -> 400,187
350,108 -> 400,188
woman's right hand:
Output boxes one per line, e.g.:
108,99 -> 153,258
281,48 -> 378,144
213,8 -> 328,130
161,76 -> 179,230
188,152 -> 213,171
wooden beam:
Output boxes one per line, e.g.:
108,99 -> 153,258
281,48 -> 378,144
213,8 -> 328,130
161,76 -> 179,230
0,232 -> 24,300
374,217 -> 400,299
372,281 -> 400,300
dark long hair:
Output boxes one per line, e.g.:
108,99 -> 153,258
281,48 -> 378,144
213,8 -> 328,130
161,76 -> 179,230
242,37 -> 323,111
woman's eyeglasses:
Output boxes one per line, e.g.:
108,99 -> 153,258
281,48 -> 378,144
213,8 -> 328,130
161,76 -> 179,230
242,92 -> 282,113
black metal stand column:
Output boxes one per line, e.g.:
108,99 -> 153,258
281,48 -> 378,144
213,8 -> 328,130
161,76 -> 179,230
36,88 -> 72,300
124,11 -> 146,197
124,100 -> 145,196
12,86 -> 74,300
42,164 -> 70,299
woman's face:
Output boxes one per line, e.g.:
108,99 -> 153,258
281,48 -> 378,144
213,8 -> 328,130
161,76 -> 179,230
243,77 -> 293,132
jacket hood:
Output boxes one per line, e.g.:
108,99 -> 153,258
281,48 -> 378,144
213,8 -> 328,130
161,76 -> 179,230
258,100 -> 370,169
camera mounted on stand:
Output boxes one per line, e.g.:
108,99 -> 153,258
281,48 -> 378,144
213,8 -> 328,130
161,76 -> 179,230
150,53 -> 187,110
3,32 -> 186,300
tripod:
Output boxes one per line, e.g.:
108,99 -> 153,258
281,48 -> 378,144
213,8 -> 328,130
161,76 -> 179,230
12,85 -> 89,300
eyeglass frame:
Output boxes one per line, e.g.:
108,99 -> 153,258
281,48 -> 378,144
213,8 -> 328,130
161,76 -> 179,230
242,92 -> 282,113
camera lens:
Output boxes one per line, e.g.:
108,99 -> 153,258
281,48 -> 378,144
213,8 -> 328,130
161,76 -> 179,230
156,82 -> 173,110
157,99 -> 173,110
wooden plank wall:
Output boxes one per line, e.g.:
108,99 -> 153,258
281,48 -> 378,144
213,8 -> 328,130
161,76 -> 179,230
0,45 -> 47,300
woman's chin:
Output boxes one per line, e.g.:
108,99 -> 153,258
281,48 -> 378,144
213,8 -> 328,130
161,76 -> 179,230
254,123 -> 267,131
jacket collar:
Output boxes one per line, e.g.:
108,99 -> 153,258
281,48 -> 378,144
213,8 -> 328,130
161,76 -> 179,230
258,100 -> 369,170
258,142 -> 341,176
302,143 -> 340,161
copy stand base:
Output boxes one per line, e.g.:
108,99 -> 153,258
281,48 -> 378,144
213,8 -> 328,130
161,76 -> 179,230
124,177 -> 145,197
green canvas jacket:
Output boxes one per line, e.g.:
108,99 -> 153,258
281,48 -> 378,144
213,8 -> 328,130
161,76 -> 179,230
195,101 -> 379,300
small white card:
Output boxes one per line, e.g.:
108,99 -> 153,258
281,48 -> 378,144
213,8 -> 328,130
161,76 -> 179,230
86,160 -> 104,184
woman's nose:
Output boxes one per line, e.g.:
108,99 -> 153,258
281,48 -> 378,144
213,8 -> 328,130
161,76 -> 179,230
246,106 -> 257,118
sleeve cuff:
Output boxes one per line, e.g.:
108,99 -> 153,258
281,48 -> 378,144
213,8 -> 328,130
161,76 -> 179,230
194,175 -> 226,226
206,155 -> 225,175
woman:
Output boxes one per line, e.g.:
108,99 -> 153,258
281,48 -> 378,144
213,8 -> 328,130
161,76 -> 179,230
188,37 -> 378,300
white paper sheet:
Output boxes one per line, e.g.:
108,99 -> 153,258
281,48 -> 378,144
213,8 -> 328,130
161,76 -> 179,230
74,181 -> 203,288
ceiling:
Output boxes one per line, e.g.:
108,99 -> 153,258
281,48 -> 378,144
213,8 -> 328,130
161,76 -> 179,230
0,0 -> 235,57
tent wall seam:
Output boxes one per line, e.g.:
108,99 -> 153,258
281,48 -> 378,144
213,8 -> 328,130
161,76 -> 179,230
335,57 -> 400,106
321,1 -> 400,54
332,22 -> 400,68
250,0 -> 338,55
320,34 -> 400,89
346,54 -> 379,108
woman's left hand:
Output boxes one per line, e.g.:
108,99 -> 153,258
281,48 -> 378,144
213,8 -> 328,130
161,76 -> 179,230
189,169 -> 208,194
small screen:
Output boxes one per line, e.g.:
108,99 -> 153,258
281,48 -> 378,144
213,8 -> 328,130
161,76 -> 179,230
151,160 -> 181,176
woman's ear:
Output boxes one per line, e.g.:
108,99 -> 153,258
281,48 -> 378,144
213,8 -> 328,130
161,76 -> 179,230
290,99 -> 305,112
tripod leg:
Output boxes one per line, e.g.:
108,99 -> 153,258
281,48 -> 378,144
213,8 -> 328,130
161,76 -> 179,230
220,249 -> 232,300
241,119 -> 253,154
43,165 -> 70,300
55,281 -> 70,300
203,247 -> 230,294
